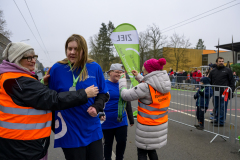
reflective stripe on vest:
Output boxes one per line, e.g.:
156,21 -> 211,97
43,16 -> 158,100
138,102 -> 168,112
138,110 -> 168,119
0,120 -> 51,130
0,72 -> 52,140
0,105 -> 51,115
137,84 -> 171,126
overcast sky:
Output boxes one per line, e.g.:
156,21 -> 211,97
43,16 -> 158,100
1,0 -> 240,67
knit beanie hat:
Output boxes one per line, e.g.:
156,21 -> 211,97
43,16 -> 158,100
2,42 -> 33,63
200,77 -> 211,84
143,58 -> 166,73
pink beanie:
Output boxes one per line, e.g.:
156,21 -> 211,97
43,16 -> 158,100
143,58 -> 166,73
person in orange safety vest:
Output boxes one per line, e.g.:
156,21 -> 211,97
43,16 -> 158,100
119,58 -> 171,160
0,42 -> 98,160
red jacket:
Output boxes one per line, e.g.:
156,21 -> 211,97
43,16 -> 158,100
196,72 -> 202,82
192,71 -> 197,79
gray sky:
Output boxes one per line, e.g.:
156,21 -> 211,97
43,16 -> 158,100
1,0 -> 240,67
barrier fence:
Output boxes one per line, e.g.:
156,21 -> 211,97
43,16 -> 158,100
169,83 -> 239,144
105,77 -> 239,145
169,76 -> 239,88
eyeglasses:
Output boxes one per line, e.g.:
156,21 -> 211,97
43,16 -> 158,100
22,55 -> 38,62
113,71 -> 123,74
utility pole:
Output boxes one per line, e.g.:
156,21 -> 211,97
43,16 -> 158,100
232,36 -> 235,64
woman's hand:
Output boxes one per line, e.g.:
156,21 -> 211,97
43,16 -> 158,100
132,70 -> 138,76
43,67 -> 51,85
130,124 -> 134,127
100,116 -> 106,121
87,106 -> 98,117
85,85 -> 99,98
120,73 -> 126,78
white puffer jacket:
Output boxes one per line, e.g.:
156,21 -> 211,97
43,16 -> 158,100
119,70 -> 171,150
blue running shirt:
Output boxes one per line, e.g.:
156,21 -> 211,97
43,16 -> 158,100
49,62 -> 108,148
101,80 -> 128,130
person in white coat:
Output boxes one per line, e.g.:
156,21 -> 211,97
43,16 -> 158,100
119,58 -> 171,160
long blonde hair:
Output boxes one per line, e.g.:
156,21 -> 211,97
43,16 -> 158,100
58,34 -> 94,81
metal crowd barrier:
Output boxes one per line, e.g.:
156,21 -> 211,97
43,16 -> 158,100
169,76 -> 202,86
169,83 -> 239,144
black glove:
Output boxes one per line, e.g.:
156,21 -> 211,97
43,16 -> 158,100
98,112 -> 105,119
194,94 -> 197,99
199,91 -> 204,96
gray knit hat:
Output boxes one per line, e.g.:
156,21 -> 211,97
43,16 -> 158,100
2,42 -> 33,63
107,63 -> 124,73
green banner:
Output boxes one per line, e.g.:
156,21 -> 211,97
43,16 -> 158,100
110,23 -> 140,86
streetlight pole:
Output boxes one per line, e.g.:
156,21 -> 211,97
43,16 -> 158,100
20,39 -> 30,42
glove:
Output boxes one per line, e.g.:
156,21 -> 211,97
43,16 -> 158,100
199,91 -> 204,96
194,94 -> 197,99
98,112 -> 105,119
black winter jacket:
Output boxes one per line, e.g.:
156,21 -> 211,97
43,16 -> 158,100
208,66 -> 235,95
0,75 -> 89,160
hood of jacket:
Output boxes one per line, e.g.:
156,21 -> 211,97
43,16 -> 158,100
141,70 -> 171,94
0,60 -> 34,75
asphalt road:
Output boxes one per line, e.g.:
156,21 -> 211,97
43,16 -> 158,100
48,87 -> 240,160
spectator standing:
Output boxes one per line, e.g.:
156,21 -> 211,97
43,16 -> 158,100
186,73 -> 191,83
192,68 -> 198,85
177,71 -> 183,84
193,77 -> 213,130
209,62 -> 213,69
205,69 -> 210,77
169,69 -> 175,87
101,63 -> 134,160
182,70 -> 187,83
208,57 -> 235,127
233,72 -> 239,86
196,70 -> 202,88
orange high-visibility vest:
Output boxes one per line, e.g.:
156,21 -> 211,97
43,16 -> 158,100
0,72 -> 52,140
137,84 -> 171,126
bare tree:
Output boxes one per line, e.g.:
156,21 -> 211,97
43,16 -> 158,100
0,10 -> 12,38
89,34 -> 100,61
166,33 -> 191,71
139,31 -> 149,69
146,24 -> 167,59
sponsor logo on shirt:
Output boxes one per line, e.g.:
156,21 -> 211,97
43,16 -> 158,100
87,75 -> 96,79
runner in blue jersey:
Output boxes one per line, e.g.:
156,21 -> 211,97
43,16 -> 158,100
101,63 -> 134,160
48,34 -> 109,160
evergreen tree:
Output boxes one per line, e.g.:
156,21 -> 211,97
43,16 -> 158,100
89,21 -> 118,71
195,39 -> 206,49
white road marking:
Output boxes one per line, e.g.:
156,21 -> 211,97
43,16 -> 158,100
112,151 -> 116,159
170,101 -> 240,118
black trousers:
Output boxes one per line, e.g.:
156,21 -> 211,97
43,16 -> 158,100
62,139 -> 103,160
196,106 -> 208,126
137,148 -> 158,160
102,125 -> 128,160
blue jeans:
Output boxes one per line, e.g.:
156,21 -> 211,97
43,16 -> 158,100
214,96 -> 228,125
172,78 -> 176,86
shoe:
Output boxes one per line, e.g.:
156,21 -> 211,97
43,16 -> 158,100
196,126 -> 204,130
214,124 -> 224,127
210,112 -> 213,116
209,117 -> 216,120
210,120 -> 218,123
194,124 -> 200,128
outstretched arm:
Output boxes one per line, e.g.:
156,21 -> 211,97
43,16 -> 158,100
119,77 -> 149,101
